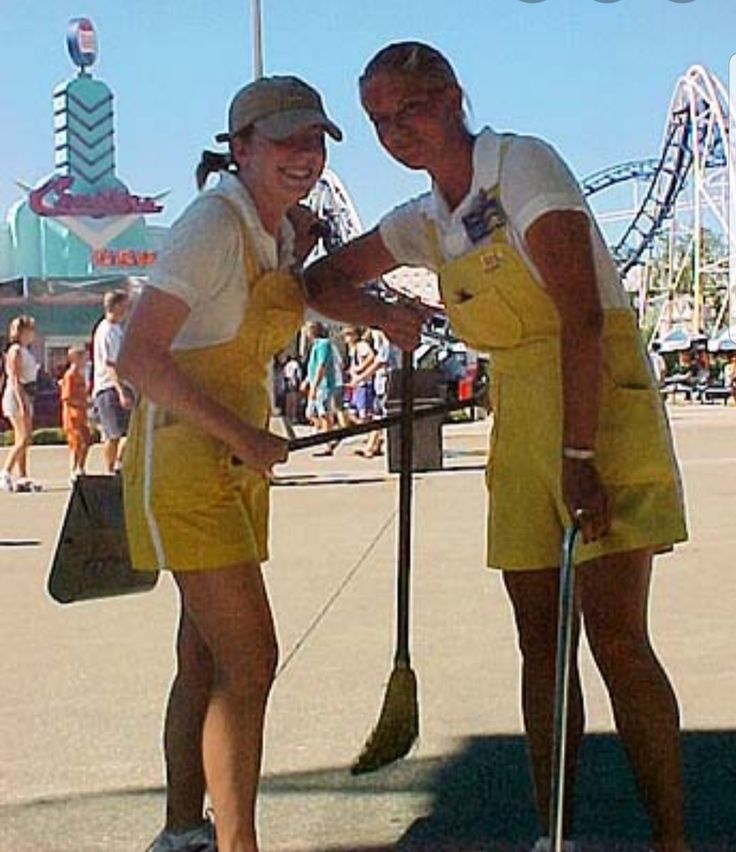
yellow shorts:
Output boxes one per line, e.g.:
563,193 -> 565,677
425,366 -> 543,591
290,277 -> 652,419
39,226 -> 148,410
123,406 -> 269,573
486,323 -> 688,570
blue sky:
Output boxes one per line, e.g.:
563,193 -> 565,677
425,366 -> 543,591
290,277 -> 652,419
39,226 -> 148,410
0,0 -> 733,230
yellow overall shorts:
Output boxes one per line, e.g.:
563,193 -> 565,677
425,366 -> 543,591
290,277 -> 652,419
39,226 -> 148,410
123,202 -> 305,572
431,174 -> 688,570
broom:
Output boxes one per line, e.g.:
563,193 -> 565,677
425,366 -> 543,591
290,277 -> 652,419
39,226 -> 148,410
351,349 -> 419,774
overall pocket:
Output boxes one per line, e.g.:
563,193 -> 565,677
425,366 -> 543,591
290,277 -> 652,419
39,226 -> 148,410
596,384 -> 672,485
445,278 -> 523,351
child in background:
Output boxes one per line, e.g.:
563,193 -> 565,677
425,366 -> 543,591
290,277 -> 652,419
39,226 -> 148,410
60,346 -> 92,481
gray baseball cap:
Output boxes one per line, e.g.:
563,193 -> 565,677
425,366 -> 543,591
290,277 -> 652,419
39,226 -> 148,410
215,75 -> 342,143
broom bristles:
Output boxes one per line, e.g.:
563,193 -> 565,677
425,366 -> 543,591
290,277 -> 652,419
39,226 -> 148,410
351,663 -> 419,775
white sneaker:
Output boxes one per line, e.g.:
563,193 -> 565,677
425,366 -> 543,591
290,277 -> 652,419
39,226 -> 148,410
532,839 -> 576,852
146,820 -> 217,852
0,471 -> 14,492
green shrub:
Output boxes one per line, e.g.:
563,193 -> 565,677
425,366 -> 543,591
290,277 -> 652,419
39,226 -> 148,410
1,428 -> 101,446
31,428 -> 68,445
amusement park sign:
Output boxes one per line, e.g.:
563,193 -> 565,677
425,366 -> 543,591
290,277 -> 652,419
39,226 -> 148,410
29,176 -> 162,219
28,175 -> 164,252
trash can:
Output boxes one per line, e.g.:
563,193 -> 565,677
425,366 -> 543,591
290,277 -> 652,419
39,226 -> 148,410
386,369 -> 446,473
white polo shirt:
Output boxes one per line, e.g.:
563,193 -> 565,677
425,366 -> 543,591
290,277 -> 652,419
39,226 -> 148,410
379,127 -> 629,310
148,172 -> 296,351
92,318 -> 125,395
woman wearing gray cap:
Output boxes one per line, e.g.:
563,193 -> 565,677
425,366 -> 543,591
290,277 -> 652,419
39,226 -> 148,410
119,76 -> 423,852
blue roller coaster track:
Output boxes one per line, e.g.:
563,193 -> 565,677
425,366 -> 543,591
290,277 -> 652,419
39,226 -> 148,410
581,65 -> 730,276
310,67 -> 730,291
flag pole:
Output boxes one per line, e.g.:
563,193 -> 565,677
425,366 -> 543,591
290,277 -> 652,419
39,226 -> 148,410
251,0 -> 264,78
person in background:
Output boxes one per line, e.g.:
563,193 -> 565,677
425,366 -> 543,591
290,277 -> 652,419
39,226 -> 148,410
282,352 -> 303,423
305,42 -> 689,851
303,321 -> 338,454
648,341 -> 667,387
360,328 -> 394,458
330,339 -> 350,429
60,345 -> 92,482
92,290 -> 133,473
342,325 -> 378,455
722,352 -> 736,403
272,355 -> 287,416
1,315 -> 41,492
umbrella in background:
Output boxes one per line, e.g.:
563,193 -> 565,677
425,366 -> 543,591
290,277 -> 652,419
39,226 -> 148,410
707,326 -> 736,352
657,328 -> 707,352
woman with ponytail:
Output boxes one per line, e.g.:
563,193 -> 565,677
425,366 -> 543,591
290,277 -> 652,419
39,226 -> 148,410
118,76 -> 422,852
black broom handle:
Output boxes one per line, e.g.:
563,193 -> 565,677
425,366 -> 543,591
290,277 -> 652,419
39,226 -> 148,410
396,349 -> 414,666
287,388 -> 485,452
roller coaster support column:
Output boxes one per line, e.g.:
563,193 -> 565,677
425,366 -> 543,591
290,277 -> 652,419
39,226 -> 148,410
730,107 -> 736,328
689,92 -> 704,332
251,0 -> 263,78
693,184 -> 703,333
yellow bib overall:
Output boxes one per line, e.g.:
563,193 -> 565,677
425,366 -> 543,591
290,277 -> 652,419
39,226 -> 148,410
123,201 -> 305,572
432,165 -> 687,570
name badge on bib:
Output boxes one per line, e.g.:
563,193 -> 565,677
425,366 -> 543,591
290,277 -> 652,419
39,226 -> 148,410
462,189 -> 507,245
480,250 -> 502,273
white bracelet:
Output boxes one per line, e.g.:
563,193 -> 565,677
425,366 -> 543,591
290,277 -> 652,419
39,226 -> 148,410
562,446 -> 595,460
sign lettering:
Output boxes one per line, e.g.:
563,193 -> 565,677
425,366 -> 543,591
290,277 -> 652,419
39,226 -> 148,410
29,176 -> 163,219
92,249 -> 157,268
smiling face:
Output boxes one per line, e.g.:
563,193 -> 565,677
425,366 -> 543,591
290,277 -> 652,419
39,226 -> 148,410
233,125 -> 326,228
360,71 -> 462,171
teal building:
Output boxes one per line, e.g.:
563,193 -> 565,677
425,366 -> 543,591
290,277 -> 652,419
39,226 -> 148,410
0,18 -> 168,372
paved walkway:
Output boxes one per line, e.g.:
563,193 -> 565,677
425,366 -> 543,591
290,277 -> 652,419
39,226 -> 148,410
0,405 -> 735,851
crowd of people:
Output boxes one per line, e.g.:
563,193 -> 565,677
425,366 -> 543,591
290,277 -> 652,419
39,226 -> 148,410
650,341 -> 736,402
274,322 -> 397,457
0,288 -> 135,491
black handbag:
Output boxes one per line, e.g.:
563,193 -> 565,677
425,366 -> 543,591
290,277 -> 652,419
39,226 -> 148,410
48,475 -> 159,604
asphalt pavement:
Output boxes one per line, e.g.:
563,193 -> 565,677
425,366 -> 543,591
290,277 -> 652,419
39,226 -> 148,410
1,405 -> 735,851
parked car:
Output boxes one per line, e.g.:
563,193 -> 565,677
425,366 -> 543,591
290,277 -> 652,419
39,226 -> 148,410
0,369 -> 61,433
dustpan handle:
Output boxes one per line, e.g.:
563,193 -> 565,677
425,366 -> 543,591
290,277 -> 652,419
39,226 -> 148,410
550,524 -> 581,851
395,349 -> 414,667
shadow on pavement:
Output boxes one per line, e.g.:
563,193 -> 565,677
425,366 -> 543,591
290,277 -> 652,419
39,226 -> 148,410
1,731 -> 733,851
267,730 -> 736,851
395,731 -> 736,848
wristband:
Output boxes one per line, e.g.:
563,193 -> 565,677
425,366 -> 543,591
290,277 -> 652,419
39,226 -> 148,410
562,446 -> 595,461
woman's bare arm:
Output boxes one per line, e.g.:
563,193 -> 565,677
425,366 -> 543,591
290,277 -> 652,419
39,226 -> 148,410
304,228 -> 427,351
525,208 -> 609,540
118,288 -> 287,472
525,209 -> 604,450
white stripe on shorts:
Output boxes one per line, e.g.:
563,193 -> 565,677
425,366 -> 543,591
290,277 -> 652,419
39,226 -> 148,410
143,402 -> 167,570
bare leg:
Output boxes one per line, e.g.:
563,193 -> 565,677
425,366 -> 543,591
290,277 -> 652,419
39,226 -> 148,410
503,568 -> 585,836
163,607 -> 213,832
3,414 -> 31,478
115,435 -> 127,468
580,550 -> 687,851
365,427 -> 383,455
103,437 -> 119,473
77,442 -> 90,473
175,562 -> 278,852
313,413 -> 335,454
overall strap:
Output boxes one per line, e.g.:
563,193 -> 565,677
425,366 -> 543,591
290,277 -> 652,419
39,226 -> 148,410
424,132 -> 518,265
